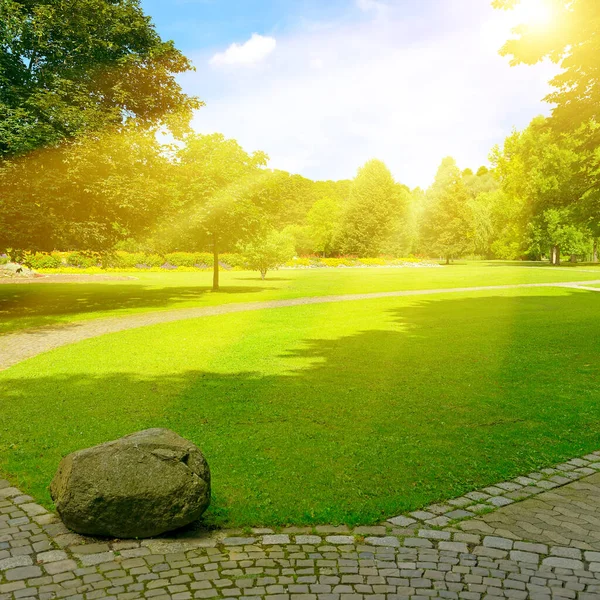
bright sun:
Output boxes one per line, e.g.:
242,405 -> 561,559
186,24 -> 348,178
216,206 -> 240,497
514,0 -> 555,29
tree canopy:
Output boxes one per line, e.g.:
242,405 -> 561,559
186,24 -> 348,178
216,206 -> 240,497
0,0 -> 200,158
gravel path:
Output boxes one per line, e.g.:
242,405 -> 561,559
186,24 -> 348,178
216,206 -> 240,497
1,280 -> 599,372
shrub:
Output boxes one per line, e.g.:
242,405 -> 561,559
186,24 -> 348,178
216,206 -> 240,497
66,252 -> 98,268
240,231 -> 295,279
27,253 -> 63,269
165,252 -> 196,267
285,257 -> 311,267
112,252 -> 147,268
359,257 -> 386,266
320,257 -> 358,267
220,253 -> 246,269
0,255 -> 8,265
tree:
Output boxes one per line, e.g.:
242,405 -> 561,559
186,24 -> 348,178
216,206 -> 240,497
420,157 -> 475,264
241,230 -> 295,280
491,116 -> 586,262
529,209 -> 592,265
494,0 -> 600,234
0,126 -> 171,261
338,159 -> 405,256
0,0 -> 199,158
175,134 -> 269,290
306,197 -> 341,257
494,0 -> 600,134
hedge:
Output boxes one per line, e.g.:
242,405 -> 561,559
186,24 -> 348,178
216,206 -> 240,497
20,251 -> 434,272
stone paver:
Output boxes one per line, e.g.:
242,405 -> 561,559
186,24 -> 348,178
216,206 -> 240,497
3,451 -> 600,598
1,280 -> 599,370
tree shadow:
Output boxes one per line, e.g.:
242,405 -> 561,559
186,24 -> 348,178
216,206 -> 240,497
0,283 -> 272,333
1,289 -> 599,531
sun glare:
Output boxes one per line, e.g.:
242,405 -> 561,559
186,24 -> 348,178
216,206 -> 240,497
514,0 -> 555,29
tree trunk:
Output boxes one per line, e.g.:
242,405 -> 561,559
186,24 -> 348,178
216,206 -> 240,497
445,255 -> 450,265
593,239 -> 598,263
551,245 -> 561,266
260,270 -> 266,280
570,254 -> 577,263
212,234 -> 219,292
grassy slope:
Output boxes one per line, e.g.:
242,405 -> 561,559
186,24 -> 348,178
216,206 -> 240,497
1,262 -> 600,335
2,284 -> 599,528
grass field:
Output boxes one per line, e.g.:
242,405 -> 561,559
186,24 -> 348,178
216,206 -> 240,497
1,263 -> 599,528
1,261 -> 600,335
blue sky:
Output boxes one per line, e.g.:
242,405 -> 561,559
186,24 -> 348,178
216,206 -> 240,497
141,0 -> 556,188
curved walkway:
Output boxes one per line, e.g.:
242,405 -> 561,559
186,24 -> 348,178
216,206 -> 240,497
1,280 -> 600,371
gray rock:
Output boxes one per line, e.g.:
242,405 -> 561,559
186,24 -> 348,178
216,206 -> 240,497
50,429 -> 210,538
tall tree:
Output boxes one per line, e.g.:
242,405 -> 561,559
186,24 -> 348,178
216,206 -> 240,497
494,0 -> 600,134
420,158 -> 475,264
0,0 -> 199,158
491,116 -> 586,262
338,159 -> 404,256
176,134 -> 271,290
0,126 -> 171,261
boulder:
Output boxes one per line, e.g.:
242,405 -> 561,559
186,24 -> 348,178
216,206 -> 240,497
50,429 -> 211,538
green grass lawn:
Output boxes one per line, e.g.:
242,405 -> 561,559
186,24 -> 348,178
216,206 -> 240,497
1,261 -> 600,335
1,279 -> 599,528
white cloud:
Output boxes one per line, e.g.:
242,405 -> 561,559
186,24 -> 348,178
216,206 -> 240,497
183,2 -> 558,188
356,0 -> 388,15
209,33 -> 276,67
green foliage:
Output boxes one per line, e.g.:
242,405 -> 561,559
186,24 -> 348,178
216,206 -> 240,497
66,252 -> 98,268
0,126 -> 173,258
306,197 -> 341,256
338,159 -> 407,256
25,253 -> 62,269
164,252 -> 211,268
0,0 -> 199,158
420,158 -> 475,262
240,230 -> 295,279
495,0 -> 600,134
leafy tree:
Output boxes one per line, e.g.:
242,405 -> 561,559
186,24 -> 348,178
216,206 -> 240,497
494,0 -> 600,247
420,157 -> 475,264
530,209 -> 591,264
491,116 -> 587,262
0,0 -> 199,158
175,135 -> 281,290
338,159 -> 405,256
306,197 -> 341,257
494,0 -> 600,134
0,126 -> 171,261
240,230 -> 295,280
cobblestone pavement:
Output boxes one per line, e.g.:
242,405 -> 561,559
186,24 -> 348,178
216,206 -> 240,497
2,280 -> 600,371
3,452 -> 600,599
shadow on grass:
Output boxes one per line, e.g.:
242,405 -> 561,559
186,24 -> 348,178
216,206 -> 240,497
1,291 -> 599,529
0,283 -> 272,333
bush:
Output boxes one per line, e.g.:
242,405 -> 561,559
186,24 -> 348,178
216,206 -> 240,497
27,253 -> 63,269
66,252 -> 99,268
320,257 -> 358,267
0,255 -> 8,265
220,253 -> 246,269
165,252 -> 213,268
285,257 -> 311,267
164,252 -> 196,267
359,257 -> 387,266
